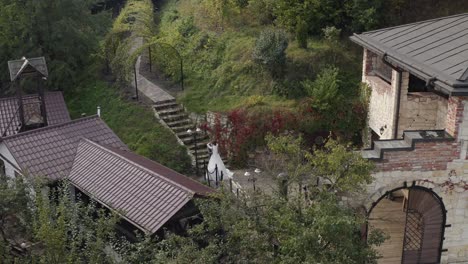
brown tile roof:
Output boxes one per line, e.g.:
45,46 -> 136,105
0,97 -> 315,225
0,92 -> 71,137
69,139 -> 213,234
1,116 -> 127,180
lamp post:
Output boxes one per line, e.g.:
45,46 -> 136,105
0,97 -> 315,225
188,127 -> 202,176
245,170 -> 258,191
277,172 -> 288,199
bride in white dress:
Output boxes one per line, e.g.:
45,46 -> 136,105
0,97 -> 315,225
206,142 -> 232,183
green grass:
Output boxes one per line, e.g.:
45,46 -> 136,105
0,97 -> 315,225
65,81 -> 192,174
153,0 -> 362,113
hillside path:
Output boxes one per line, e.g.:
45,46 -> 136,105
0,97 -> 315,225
130,36 -> 174,103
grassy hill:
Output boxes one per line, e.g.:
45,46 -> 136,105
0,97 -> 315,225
153,0 -> 362,113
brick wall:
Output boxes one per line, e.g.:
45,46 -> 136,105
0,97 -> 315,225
362,50 -> 450,139
367,160 -> 468,263
446,96 -> 465,138
396,72 -> 449,137
375,141 -> 460,172
363,49 -> 399,139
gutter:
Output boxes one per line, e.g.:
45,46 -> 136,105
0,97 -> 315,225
394,71 -> 402,139
350,34 -> 468,96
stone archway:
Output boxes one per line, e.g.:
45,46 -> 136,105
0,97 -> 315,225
367,185 -> 446,264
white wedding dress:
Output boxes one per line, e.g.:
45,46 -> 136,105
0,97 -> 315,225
206,143 -> 232,183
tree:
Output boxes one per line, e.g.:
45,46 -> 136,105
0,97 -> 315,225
0,176 -> 121,263
0,174 -> 34,262
302,66 -> 342,112
0,0 -> 111,92
142,134 -> 384,263
252,29 -> 288,78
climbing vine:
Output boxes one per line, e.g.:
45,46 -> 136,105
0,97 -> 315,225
102,0 -> 155,84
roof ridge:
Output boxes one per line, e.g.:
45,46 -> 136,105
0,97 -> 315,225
363,13 -> 468,35
0,91 -> 64,102
1,115 -> 100,141
78,139 -> 197,195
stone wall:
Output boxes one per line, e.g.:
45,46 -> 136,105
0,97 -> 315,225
363,49 -> 399,139
367,161 -> 468,263
397,72 -> 449,136
364,97 -> 468,263
361,49 -> 450,139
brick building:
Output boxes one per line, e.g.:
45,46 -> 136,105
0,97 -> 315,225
351,14 -> 468,263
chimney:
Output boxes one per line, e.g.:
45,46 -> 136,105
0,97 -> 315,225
97,106 -> 101,117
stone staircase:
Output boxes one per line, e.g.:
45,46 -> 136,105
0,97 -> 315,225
153,99 -> 211,169
362,130 -> 452,160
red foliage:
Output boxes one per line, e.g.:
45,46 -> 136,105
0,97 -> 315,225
203,108 -> 298,164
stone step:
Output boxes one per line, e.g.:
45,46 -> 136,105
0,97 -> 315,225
154,101 -> 178,111
176,131 -> 195,139
157,107 -> 184,117
180,134 -> 209,144
187,141 -> 210,151
162,113 -> 189,122
373,140 -> 411,154
362,149 -> 380,159
172,124 -> 196,133
154,98 -> 176,105
165,119 -> 193,128
195,151 -> 210,159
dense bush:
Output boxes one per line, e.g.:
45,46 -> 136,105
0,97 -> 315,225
252,29 -> 289,77
302,66 -> 341,112
0,0 -> 111,93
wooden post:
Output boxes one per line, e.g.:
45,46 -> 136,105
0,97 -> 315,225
180,58 -> 184,91
134,64 -> 139,101
148,46 -> 152,72
215,164 -> 219,187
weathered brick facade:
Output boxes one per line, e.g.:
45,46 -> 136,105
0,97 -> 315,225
364,49 -> 450,140
375,141 -> 460,172
360,49 -> 468,263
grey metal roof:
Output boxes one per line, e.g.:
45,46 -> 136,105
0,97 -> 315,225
8,57 -> 48,81
69,139 -> 213,234
350,13 -> 468,95
0,92 -> 71,137
1,116 -> 127,180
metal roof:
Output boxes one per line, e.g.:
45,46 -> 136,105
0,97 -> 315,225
8,57 -> 48,81
350,13 -> 468,95
1,115 -> 127,180
69,139 -> 213,234
0,92 -> 71,137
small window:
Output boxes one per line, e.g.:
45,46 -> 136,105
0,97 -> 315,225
408,74 -> 427,92
373,58 -> 393,84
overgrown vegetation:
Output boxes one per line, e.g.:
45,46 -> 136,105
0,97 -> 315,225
66,81 -> 191,174
0,0 -> 112,93
152,0 -> 369,157
147,136 -> 383,263
0,135 -> 384,263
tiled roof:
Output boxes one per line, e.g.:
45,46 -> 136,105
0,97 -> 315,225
2,115 -> 127,180
0,92 -> 71,137
351,13 -> 468,95
69,139 -> 213,234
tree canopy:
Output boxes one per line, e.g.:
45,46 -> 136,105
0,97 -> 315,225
0,0 -> 111,93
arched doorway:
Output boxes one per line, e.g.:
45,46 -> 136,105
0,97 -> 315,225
368,185 -> 446,264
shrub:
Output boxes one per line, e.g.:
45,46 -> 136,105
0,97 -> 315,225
252,29 -> 289,77
296,19 -> 308,49
178,16 -> 198,37
302,66 -> 342,112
